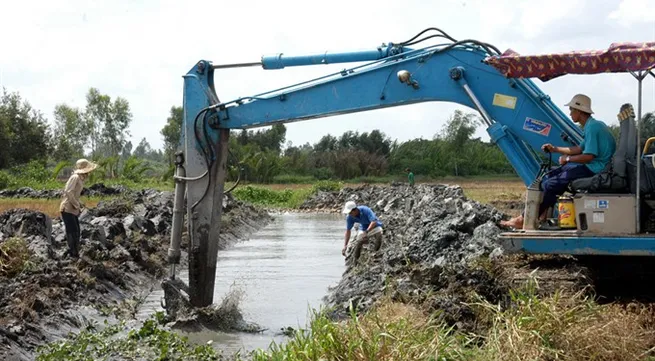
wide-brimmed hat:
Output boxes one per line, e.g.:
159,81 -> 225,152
342,200 -> 357,214
565,94 -> 594,114
73,158 -> 98,174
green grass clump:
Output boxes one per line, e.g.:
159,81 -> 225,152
232,185 -> 309,208
36,312 -> 222,361
252,302 -> 475,361
232,180 -> 342,208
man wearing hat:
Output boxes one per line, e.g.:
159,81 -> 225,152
59,159 -> 98,258
342,200 -> 384,262
501,94 -> 616,229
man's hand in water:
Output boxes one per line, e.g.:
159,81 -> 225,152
341,246 -> 347,256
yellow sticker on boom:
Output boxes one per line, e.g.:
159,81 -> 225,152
493,93 -> 517,109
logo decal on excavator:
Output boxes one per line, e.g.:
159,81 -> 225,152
523,117 -> 552,136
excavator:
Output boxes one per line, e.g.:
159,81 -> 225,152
161,28 -> 655,310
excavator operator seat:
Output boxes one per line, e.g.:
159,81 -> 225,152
569,103 -> 636,194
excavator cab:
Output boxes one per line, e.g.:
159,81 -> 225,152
521,103 -> 641,235
498,104 -> 655,255
487,43 -> 655,256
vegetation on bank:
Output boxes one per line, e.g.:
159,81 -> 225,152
250,279 -> 655,361
231,180 -> 343,208
36,313 -> 222,361
34,276 -> 655,361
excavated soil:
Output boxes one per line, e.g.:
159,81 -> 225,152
299,183 -> 598,331
0,185 -> 270,361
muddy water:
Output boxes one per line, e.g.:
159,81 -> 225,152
138,212 -> 346,354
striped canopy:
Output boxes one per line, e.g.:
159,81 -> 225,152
484,42 -> 655,81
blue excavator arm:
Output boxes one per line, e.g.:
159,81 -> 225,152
166,31 -> 587,309
185,40 -> 584,185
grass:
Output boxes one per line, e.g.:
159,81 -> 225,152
456,178 -> 525,205
231,180 -> 343,208
252,279 -> 655,361
0,237 -> 33,277
36,312 -> 222,361
0,196 -> 106,218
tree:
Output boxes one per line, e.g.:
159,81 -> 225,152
161,106 -> 183,165
84,88 -> 132,159
0,89 -> 52,167
52,104 -> 86,161
247,124 -> 287,154
438,110 -> 479,146
102,96 -> 132,158
639,112 -> 655,151
314,134 -> 338,152
437,110 -> 481,176
133,137 -> 153,158
84,88 -> 109,157
121,141 -> 133,161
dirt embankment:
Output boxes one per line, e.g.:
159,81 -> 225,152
0,185 -> 270,361
299,183 -> 593,331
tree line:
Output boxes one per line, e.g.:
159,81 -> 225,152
158,108 -> 518,183
3,86 -> 654,186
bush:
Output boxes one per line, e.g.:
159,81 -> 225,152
312,167 -> 334,180
0,171 -> 11,190
232,185 -> 294,206
11,160 -> 51,183
272,174 -> 317,184
310,180 -> 342,193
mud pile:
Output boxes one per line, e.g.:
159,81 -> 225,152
0,189 -> 270,361
301,183 -> 513,329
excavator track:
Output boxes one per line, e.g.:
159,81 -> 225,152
502,253 -> 655,304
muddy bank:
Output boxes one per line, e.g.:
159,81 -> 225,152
0,183 -> 128,199
0,188 -> 270,361
300,183 -> 591,331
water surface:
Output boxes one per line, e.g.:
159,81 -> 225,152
139,212 -> 346,354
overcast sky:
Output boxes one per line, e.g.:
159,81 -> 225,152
1,0 -> 654,151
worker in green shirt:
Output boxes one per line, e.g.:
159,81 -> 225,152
406,168 -> 415,187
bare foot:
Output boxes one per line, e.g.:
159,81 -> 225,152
500,215 -> 524,229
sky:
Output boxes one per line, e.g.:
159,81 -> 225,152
1,0 -> 654,152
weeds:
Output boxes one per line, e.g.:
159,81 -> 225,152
470,278 -> 655,361
253,302 -> 474,361
252,276 -> 655,361
36,312 -> 222,361
0,237 -> 32,277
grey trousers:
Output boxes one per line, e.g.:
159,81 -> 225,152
350,226 -> 383,262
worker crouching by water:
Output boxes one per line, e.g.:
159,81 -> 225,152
342,201 -> 383,263
59,159 -> 98,258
